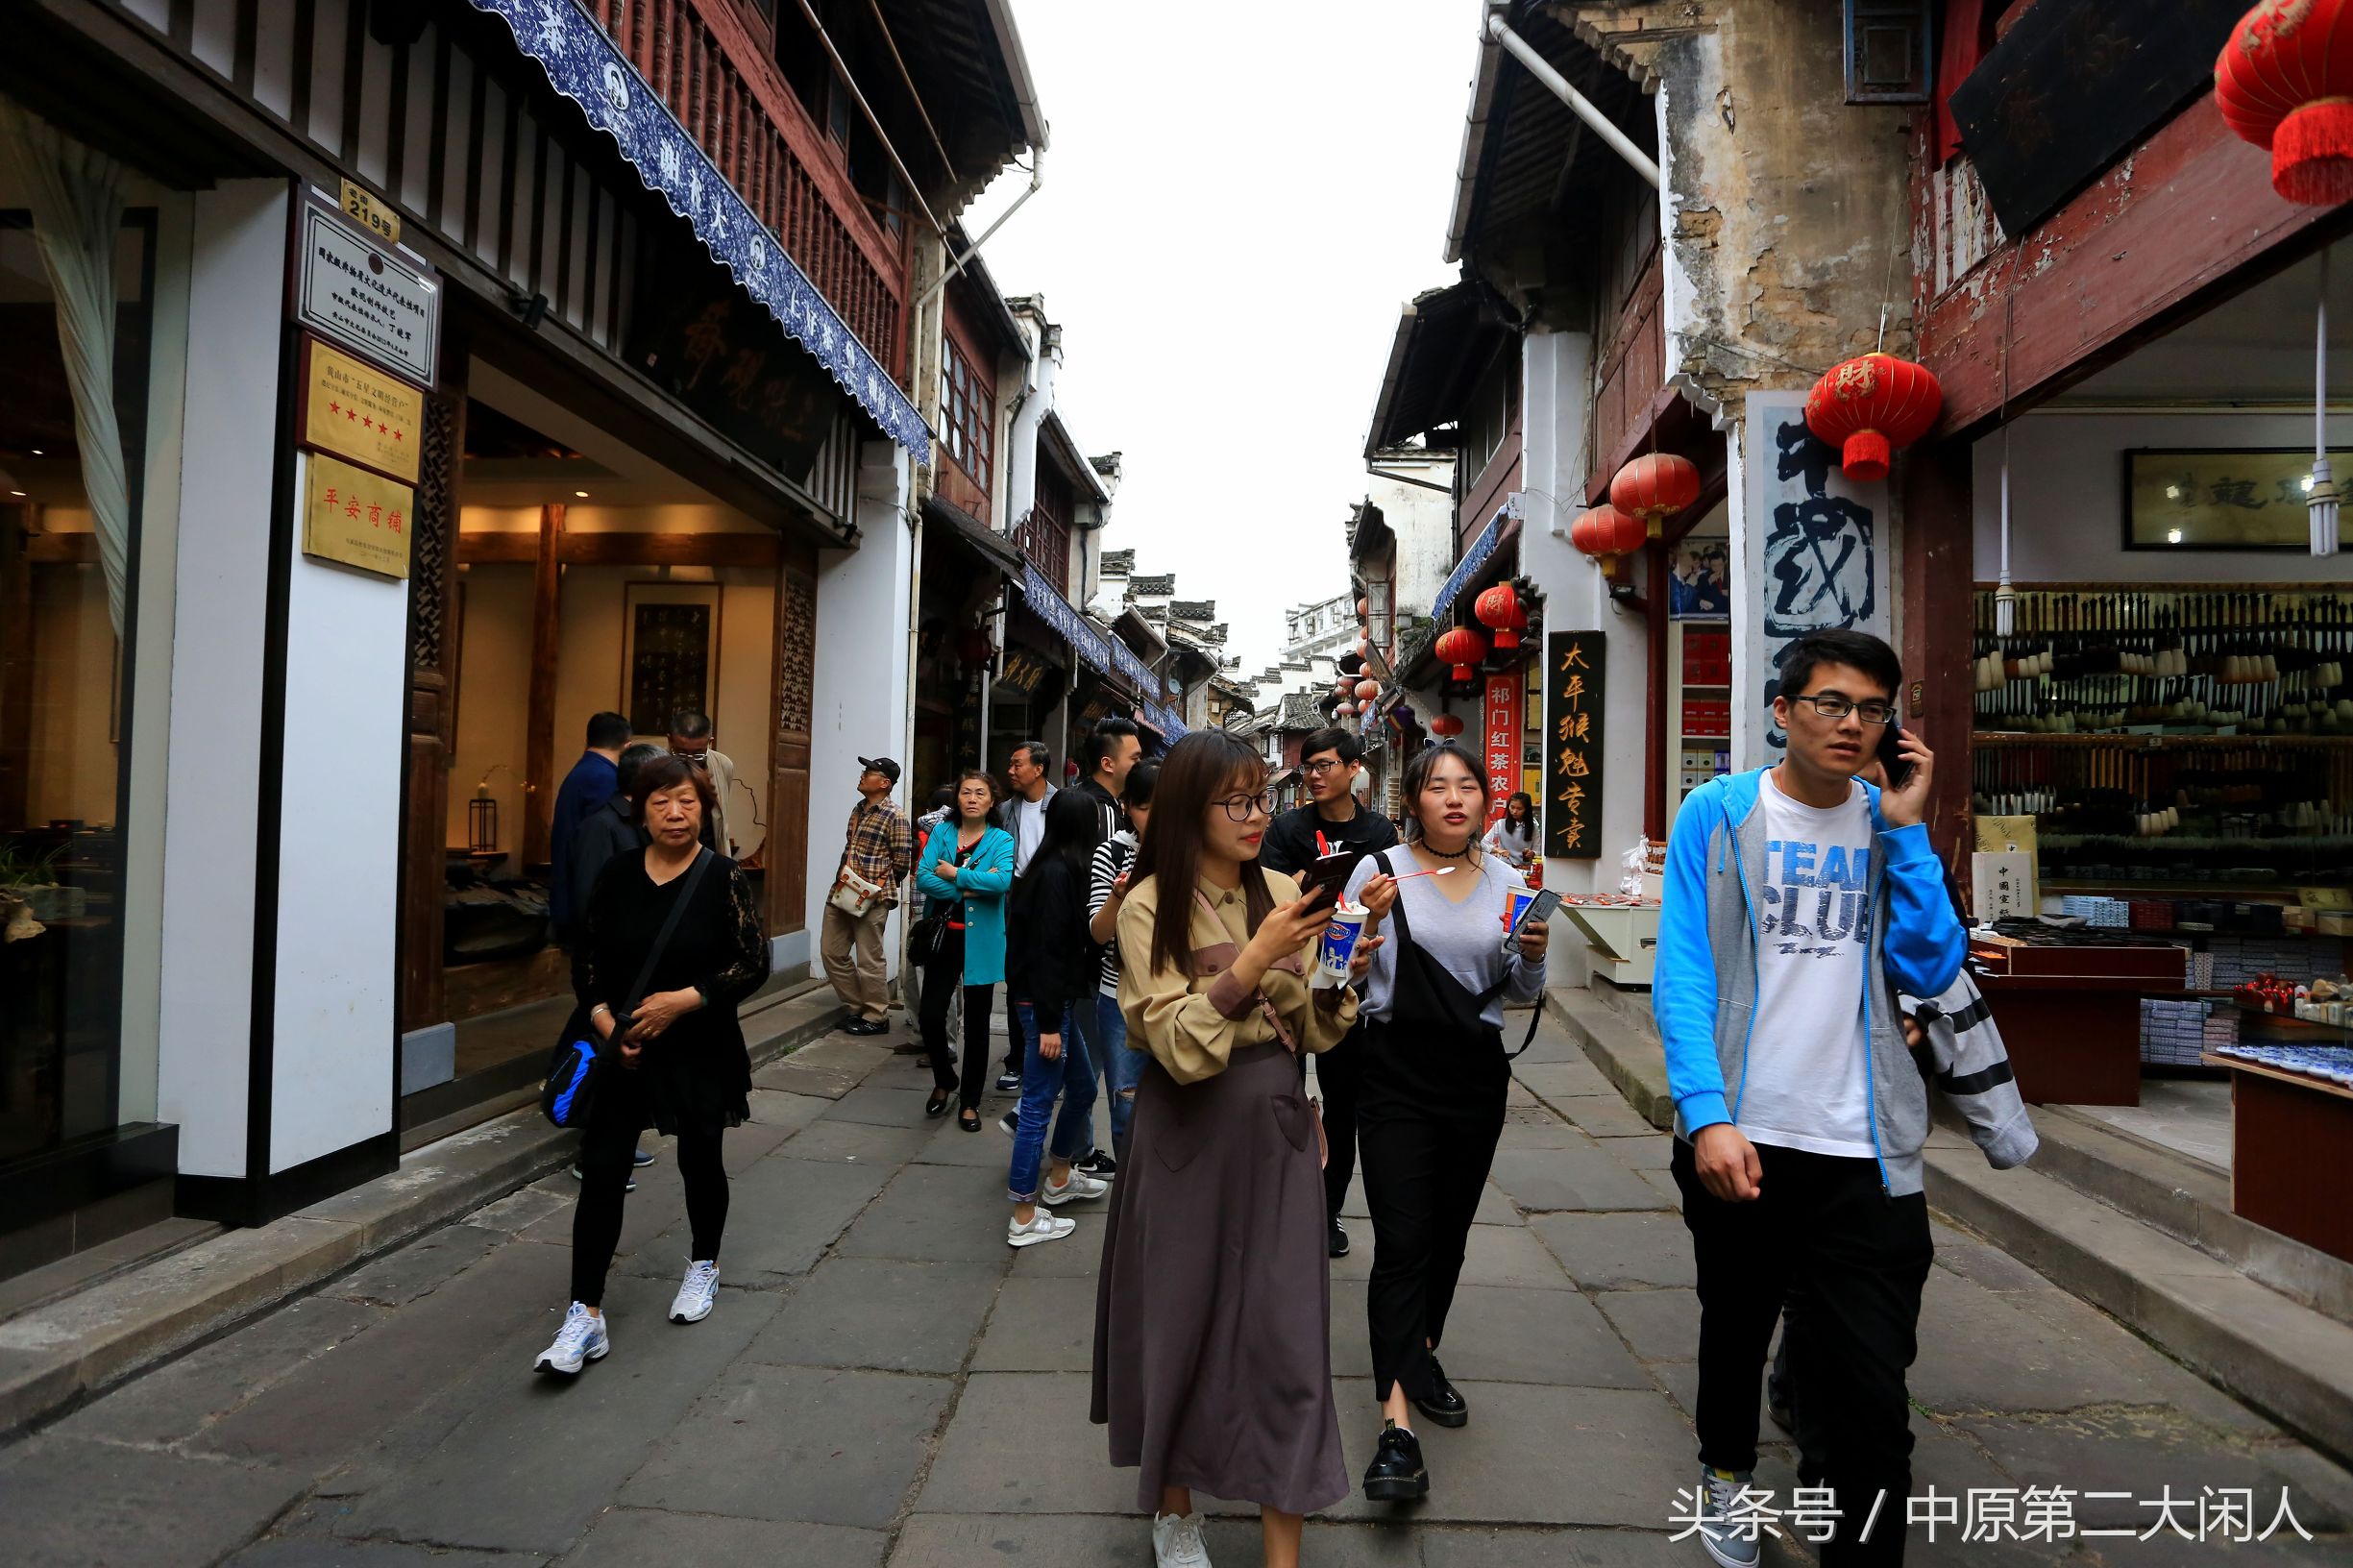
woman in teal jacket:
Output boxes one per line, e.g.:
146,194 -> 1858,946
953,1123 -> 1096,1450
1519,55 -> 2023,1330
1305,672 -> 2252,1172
915,769 -> 1017,1127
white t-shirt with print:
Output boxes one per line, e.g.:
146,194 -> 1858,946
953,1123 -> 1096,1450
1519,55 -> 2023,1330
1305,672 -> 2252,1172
1736,767 -> 1876,1160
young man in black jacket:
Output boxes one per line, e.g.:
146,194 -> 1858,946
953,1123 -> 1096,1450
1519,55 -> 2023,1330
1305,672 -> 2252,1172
1259,726 -> 1398,1257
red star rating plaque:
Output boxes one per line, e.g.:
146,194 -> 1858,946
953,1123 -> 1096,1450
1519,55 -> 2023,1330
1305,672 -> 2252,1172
300,335 -> 424,484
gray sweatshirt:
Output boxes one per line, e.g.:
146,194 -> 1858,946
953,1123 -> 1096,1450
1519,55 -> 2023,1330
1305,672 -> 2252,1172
1345,847 -> 1545,1030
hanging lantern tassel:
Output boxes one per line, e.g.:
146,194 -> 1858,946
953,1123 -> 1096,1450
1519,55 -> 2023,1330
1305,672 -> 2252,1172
2315,247 -> 2341,558
1995,424 -> 2018,634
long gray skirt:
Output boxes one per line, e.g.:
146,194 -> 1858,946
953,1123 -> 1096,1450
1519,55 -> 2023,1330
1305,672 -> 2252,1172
1090,1041 -> 1347,1516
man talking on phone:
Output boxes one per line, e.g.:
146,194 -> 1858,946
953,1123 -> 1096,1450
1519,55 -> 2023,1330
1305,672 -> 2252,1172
1654,628 -> 1964,1567
1261,726 -> 1398,1257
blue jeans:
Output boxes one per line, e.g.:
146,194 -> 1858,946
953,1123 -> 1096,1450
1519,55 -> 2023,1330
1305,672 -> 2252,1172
1091,992 -> 1142,1152
1009,1000 -> 1098,1202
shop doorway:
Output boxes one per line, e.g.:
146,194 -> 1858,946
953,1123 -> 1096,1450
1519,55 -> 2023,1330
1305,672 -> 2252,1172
399,359 -> 813,1135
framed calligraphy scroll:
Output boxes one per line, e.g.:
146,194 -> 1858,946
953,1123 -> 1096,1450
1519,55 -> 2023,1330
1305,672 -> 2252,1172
2123,449 -> 2353,551
623,583 -> 721,736
1544,631 -> 1605,860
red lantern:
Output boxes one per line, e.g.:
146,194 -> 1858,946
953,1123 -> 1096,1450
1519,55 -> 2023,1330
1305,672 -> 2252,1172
1610,452 -> 1703,539
1474,582 -> 1522,649
1337,700 -> 1358,717
1433,625 -> 1489,682
1803,354 -> 1943,483
1430,713 -> 1465,739
2218,2 -> 2353,205
1356,597 -> 1370,616
1569,503 -> 1646,573
1355,678 -> 1381,700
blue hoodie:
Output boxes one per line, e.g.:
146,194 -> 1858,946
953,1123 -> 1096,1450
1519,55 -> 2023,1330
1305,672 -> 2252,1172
1651,766 -> 1967,1196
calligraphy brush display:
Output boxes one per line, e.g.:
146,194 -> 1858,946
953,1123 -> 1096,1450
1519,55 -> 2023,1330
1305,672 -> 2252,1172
1971,586 -> 2353,735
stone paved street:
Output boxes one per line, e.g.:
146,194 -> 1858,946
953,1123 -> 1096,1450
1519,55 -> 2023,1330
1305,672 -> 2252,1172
5,1017 -> 2348,1566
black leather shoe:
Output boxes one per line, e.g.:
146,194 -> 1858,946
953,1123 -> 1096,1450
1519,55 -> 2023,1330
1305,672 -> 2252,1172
1413,1359 -> 1468,1429
1327,1216 -> 1350,1258
1361,1426 -> 1428,1503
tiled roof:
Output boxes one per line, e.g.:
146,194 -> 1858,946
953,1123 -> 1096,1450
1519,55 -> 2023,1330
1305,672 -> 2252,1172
1130,574 -> 1175,595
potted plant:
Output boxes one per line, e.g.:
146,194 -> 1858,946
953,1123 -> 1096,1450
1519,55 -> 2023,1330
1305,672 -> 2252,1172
0,841 -> 75,942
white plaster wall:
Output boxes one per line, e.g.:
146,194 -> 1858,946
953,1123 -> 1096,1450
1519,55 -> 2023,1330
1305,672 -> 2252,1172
805,443 -> 916,970
1522,329 -> 1647,898
269,451 -> 407,1173
1972,409 -> 2353,582
155,180 -> 286,1178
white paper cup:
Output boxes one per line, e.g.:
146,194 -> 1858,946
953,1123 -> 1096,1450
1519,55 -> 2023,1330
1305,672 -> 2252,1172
1317,903 -> 1370,984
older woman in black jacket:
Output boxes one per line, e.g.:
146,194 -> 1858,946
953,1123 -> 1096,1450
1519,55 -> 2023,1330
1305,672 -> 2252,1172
1002,787 -> 1107,1248
535,753 -> 770,1377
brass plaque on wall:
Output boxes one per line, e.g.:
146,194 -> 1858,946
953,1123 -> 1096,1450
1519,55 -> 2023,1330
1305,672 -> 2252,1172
300,336 -> 424,483
303,452 -> 414,580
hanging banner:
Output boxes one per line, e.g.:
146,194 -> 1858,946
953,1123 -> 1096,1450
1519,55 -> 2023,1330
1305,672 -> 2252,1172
1543,632 -> 1605,860
1482,674 -> 1520,824
465,0 -> 928,460
1737,392 -> 1893,770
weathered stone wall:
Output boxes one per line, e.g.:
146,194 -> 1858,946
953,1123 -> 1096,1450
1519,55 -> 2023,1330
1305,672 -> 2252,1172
1555,0 -> 1917,418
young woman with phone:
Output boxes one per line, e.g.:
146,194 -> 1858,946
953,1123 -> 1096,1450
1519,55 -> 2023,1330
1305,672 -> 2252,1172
1341,742 -> 1548,1505
1091,730 -> 1378,1568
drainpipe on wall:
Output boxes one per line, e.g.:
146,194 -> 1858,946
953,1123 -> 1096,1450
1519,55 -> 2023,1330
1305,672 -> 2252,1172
1485,11 -> 1661,190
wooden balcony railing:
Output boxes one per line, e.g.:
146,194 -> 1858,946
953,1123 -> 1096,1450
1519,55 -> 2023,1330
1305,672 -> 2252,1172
588,0 -> 910,380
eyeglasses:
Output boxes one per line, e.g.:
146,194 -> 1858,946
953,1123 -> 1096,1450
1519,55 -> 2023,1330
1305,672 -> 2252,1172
1301,759 -> 1345,777
1788,693 -> 1897,725
1215,788 -> 1280,821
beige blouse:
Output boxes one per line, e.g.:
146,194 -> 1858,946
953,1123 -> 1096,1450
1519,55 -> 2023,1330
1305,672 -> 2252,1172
1116,868 -> 1359,1085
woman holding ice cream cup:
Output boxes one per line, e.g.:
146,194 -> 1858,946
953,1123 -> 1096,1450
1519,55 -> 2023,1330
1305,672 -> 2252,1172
1342,740 -> 1548,1507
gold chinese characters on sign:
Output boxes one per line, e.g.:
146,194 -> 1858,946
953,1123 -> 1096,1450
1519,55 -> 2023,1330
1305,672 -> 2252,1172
1544,632 -> 1605,860
301,337 -> 424,483
303,452 -> 414,580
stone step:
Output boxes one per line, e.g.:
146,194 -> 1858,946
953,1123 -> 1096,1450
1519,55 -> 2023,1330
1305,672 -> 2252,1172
1543,985 -> 1674,1131
2021,1104 -> 2353,1328
1924,1141 -> 2353,1469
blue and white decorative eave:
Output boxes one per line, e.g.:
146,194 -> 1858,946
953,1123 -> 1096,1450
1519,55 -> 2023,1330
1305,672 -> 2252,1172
1431,503 -> 1509,626
1019,563 -> 1188,741
469,0 -> 930,463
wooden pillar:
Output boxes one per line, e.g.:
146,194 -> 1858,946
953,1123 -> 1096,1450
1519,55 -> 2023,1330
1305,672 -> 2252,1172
0,505 -> 33,830
768,543 -> 818,937
1900,438 -> 1975,870
1641,536 -> 1668,843
522,502 -> 564,870
399,391 -> 466,1031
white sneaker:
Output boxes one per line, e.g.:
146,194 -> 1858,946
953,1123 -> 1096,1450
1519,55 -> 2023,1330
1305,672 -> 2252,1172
1152,1509 -> 1212,1568
533,1302 -> 609,1375
1041,1169 -> 1109,1206
1007,1211 -> 1077,1248
669,1259 -> 720,1323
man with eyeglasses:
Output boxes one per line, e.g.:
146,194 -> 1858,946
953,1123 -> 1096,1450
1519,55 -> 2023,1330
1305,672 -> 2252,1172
668,712 -> 738,857
1260,726 -> 1398,1259
1654,628 -> 1965,1568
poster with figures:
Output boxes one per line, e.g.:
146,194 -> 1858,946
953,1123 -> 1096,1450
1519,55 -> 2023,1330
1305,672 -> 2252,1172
1735,391 -> 1893,770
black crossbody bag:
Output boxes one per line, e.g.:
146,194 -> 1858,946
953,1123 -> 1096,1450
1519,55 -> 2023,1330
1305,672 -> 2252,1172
541,848 -> 715,1129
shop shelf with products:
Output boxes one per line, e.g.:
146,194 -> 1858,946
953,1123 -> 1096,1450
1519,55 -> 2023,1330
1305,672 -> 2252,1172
1665,617 -> 1730,826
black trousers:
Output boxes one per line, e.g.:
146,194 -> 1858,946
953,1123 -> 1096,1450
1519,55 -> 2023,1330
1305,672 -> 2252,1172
918,932 -> 994,1112
1673,1139 -> 1933,1567
1357,1026 -> 1507,1406
571,1065 -> 728,1307
1316,1021 -> 1365,1220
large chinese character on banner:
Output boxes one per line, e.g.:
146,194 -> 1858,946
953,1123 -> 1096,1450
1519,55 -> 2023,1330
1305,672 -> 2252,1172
1483,674 -> 1520,824
1544,632 -> 1605,859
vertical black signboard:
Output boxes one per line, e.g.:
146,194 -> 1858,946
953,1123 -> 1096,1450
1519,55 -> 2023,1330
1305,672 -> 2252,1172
1544,631 -> 1605,860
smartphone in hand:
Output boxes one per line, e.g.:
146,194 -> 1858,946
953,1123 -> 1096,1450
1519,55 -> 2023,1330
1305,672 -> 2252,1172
1298,848 -> 1360,910
1876,722 -> 1916,790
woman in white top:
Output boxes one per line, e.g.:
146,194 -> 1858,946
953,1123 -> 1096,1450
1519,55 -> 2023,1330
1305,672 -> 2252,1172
1343,744 -> 1547,1506
1481,791 -> 1538,875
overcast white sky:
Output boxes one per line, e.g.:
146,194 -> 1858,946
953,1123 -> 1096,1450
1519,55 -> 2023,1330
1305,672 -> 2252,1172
957,0 -> 1484,676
